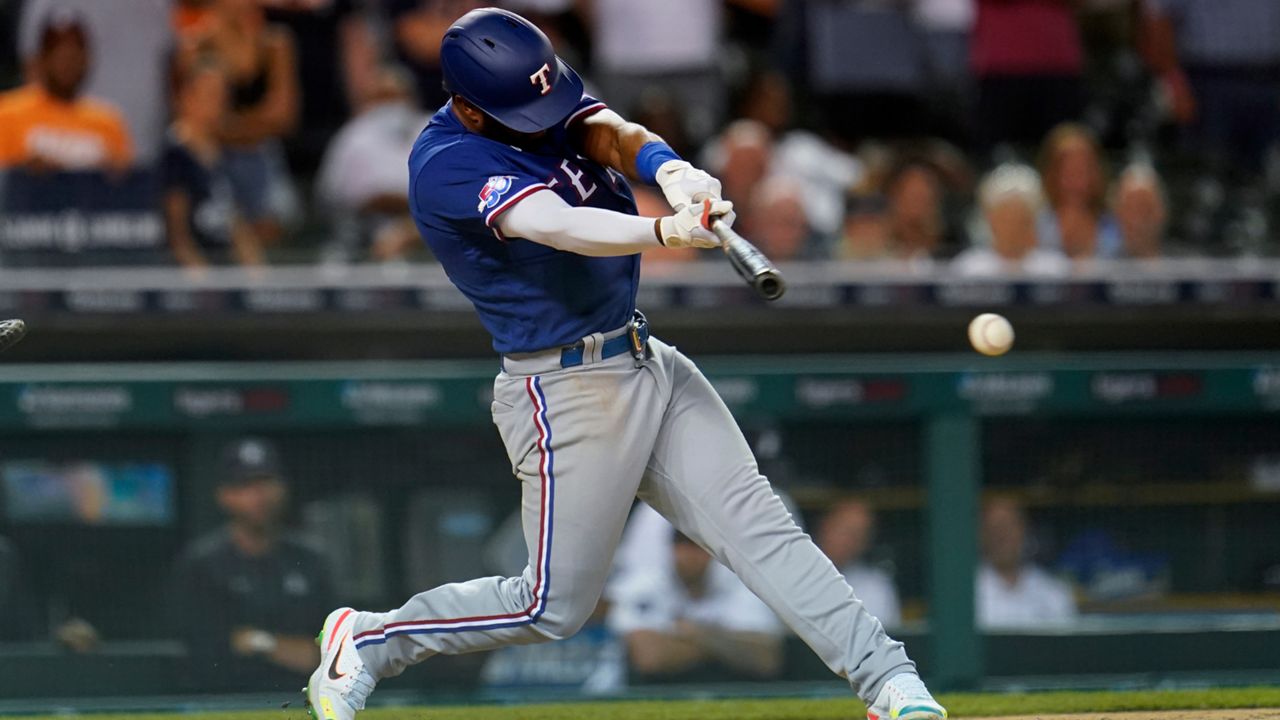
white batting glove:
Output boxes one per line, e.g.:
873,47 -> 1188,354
655,159 -> 723,212
657,198 -> 734,249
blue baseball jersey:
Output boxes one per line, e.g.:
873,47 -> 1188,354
408,96 -> 641,354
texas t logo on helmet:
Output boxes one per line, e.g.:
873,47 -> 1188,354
440,8 -> 585,134
529,63 -> 553,95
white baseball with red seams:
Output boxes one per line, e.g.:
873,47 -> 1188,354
968,313 -> 1015,356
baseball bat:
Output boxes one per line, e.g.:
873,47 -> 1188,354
711,219 -> 786,301
0,319 -> 26,354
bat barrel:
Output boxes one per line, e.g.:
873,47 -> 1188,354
0,319 -> 27,353
711,220 -> 787,301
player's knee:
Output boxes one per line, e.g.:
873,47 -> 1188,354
530,607 -> 591,641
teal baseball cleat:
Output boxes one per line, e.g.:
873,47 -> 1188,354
866,673 -> 948,720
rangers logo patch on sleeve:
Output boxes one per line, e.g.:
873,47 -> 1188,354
478,175 -> 518,213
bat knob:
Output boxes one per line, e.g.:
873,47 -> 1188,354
757,274 -> 786,301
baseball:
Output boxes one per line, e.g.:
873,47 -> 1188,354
968,313 -> 1014,356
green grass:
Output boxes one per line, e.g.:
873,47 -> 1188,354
8,687 -> 1280,720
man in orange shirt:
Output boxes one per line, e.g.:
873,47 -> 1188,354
0,11 -> 133,171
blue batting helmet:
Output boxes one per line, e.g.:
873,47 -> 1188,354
441,8 -> 585,134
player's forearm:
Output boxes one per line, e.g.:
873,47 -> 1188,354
689,626 -> 784,678
576,109 -> 661,181
268,635 -> 322,673
625,630 -> 708,675
498,190 -> 659,257
164,193 -> 208,268
230,219 -> 264,267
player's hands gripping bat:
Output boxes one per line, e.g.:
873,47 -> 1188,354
658,198 -> 736,249
654,160 -> 723,212
0,319 -> 27,354
665,197 -> 786,302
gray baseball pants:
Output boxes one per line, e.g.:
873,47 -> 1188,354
349,335 -> 915,702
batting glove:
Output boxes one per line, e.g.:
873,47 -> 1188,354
655,160 -> 724,212
657,198 -> 734,249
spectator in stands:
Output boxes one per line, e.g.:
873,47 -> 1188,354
913,0 -> 977,144
775,0 -> 932,144
587,0 -> 727,143
840,193 -> 891,261
184,0 -> 300,245
745,176 -> 820,261
953,164 -> 1069,276
163,58 -> 264,269
977,496 -> 1077,629
608,529 -> 784,681
915,0 -> 975,98
0,10 -> 132,171
733,71 -> 864,244
260,0 -> 377,174
971,0 -> 1085,152
315,65 -> 429,263
704,120 -> 773,213
1038,124 -> 1121,262
883,159 -> 953,265
816,500 -> 902,628
173,0 -> 215,39
1141,0 -> 1280,178
19,0 -> 173,166
1113,164 -> 1168,261
170,438 -> 333,691
387,0 -> 486,111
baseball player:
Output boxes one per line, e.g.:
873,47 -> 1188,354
306,9 -> 946,720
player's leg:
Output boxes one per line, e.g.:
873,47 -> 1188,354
635,339 -> 941,717
308,363 -> 662,718
349,370 -> 659,679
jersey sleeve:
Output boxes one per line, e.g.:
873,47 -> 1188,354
414,145 -> 551,236
563,94 -> 608,130
477,172 -> 551,231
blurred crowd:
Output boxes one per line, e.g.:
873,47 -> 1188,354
1,0 -> 1279,270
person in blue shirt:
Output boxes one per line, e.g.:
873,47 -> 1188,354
304,10 -> 945,720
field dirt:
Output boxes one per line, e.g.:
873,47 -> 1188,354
971,710 -> 1280,720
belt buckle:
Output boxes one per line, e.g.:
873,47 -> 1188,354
627,315 -> 649,365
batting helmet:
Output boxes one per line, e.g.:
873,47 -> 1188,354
441,8 -> 585,134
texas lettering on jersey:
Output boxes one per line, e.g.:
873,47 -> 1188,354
407,95 -> 641,355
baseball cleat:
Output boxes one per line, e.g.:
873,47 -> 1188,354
866,672 -> 947,720
304,608 -> 376,720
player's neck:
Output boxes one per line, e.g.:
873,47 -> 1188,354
451,101 -> 547,149
450,102 -> 484,134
